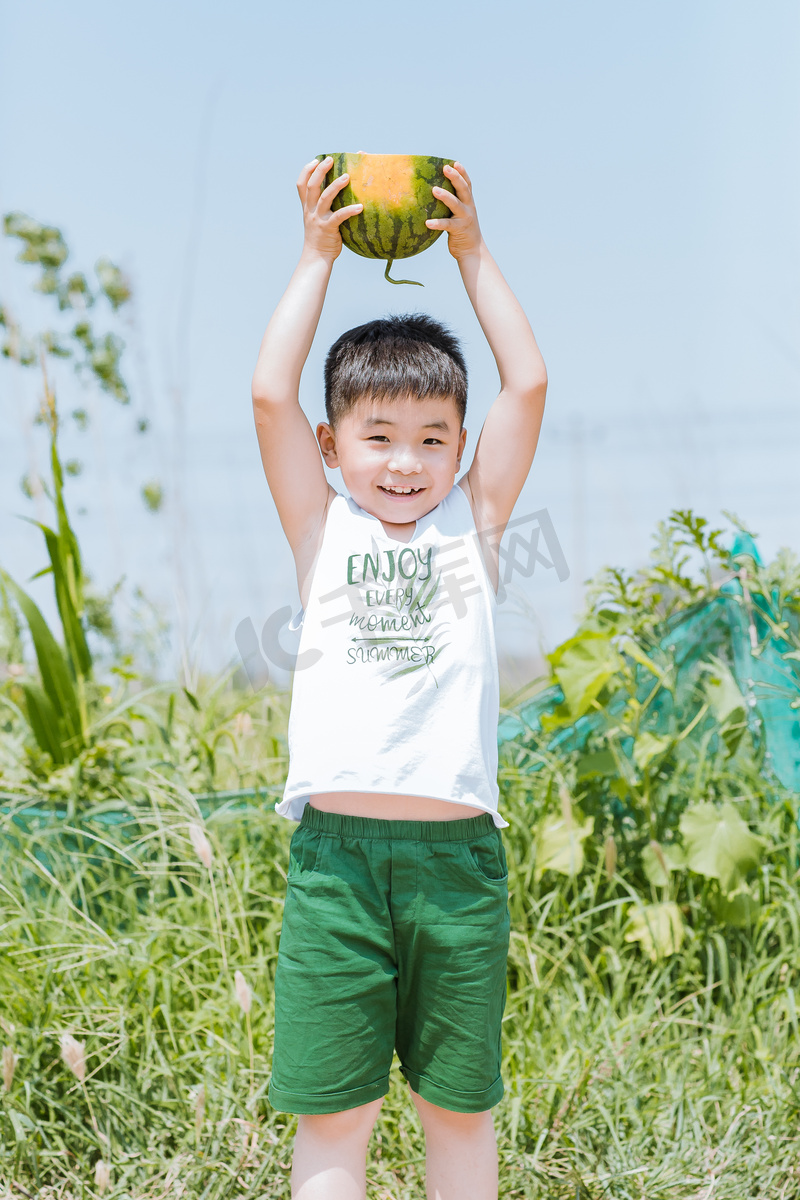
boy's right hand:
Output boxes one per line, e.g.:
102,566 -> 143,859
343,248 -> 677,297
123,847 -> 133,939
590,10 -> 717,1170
297,157 -> 363,263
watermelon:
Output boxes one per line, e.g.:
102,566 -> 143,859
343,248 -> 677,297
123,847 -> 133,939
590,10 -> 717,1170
318,153 -> 455,285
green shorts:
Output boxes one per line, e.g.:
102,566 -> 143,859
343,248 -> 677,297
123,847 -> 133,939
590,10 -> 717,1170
268,806 -> 510,1115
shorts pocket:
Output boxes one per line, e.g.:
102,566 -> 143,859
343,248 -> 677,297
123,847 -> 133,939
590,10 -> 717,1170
463,833 -> 509,884
288,827 -> 324,880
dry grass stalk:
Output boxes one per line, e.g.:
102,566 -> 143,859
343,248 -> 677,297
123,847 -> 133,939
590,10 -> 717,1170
194,1083 -> 206,1140
234,711 -> 253,737
604,834 -> 618,878
234,970 -> 255,1101
649,839 -> 668,878
559,782 -> 573,826
60,1033 -> 86,1083
188,822 -> 213,869
2,1044 -> 15,1092
234,970 -> 252,1015
94,1160 -> 111,1194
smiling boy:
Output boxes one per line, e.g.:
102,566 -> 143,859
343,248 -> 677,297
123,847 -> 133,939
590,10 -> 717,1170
252,156 -> 547,1200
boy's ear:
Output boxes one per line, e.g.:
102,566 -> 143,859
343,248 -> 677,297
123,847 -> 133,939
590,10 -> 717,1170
456,425 -> 467,469
317,421 -> 340,467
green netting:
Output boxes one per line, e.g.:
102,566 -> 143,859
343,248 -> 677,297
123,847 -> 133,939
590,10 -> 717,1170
3,534 -> 798,853
498,532 -> 800,793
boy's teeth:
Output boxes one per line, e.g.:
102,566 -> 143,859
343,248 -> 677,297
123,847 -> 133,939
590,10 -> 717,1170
384,486 -> 418,494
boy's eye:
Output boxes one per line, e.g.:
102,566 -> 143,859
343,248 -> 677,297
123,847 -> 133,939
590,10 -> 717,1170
365,435 -> 442,445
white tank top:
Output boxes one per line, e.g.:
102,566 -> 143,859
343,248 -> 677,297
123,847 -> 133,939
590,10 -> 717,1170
276,482 -> 506,827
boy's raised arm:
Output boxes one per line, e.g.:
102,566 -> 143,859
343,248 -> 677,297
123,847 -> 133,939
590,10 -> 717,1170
251,158 -> 362,556
426,164 -> 548,536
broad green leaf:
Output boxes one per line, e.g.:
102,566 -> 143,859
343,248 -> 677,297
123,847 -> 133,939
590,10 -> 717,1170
576,749 -> 617,779
20,681 -> 65,763
699,657 -> 747,756
619,635 -> 666,681
23,518 -> 92,680
642,841 -> 671,887
664,842 -> 686,870
548,630 -> 622,718
8,1109 -> 35,1144
539,701 -> 574,733
679,801 -> 763,893
1,571 -> 83,758
534,811 -> 594,881
642,840 -> 685,886
712,882 -> 760,928
700,656 -> 746,725
624,902 -> 685,961
633,732 -> 671,771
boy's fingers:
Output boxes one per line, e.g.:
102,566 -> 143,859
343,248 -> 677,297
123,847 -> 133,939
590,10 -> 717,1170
318,173 -> 351,209
425,217 -> 452,230
306,156 -> 333,202
444,164 -> 471,201
452,161 -> 472,188
433,186 -> 463,214
296,159 -> 321,189
334,203 -> 364,226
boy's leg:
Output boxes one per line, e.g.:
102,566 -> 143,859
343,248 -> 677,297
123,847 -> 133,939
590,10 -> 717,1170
410,1093 -> 498,1200
393,817 -> 510,1200
269,815 -> 397,1113
291,1098 -> 384,1200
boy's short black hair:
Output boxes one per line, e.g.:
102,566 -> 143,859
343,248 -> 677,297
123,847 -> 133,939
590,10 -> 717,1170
324,313 -> 467,428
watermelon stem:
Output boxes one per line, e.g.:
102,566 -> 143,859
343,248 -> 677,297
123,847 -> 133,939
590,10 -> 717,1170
384,259 -> 423,287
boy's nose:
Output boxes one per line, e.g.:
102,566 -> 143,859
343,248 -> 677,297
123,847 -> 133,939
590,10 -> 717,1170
387,449 -> 422,473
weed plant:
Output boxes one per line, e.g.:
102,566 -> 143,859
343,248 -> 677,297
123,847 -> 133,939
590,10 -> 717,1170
1,735 -> 799,1198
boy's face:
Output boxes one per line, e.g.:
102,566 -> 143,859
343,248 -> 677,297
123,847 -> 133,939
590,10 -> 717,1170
317,394 -> 467,524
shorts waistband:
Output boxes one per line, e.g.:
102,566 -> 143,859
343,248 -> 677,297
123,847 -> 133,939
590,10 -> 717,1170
298,804 -> 496,842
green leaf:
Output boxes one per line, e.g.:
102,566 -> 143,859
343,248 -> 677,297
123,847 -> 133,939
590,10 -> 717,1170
642,841 -> 670,887
548,630 -> 622,718
619,635 -> 667,681
95,256 -> 132,310
23,518 -> 92,680
642,840 -> 684,886
700,656 -> 746,725
700,656 -> 747,756
7,1109 -> 35,1143
575,749 -> 617,779
679,801 -> 763,893
20,680 -> 65,763
539,700 -> 574,733
633,732 -> 671,771
534,811 -> 594,881
712,882 -> 760,927
624,901 -> 685,961
1,571 -> 83,759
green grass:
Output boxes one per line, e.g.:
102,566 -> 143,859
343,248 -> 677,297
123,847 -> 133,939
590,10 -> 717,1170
2,715 -> 799,1199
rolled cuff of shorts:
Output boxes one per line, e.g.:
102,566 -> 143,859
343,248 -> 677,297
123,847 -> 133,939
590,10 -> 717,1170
401,1066 -> 504,1112
268,1073 -> 391,1115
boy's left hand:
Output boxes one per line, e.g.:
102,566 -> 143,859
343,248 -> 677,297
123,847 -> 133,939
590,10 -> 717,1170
425,162 -> 483,261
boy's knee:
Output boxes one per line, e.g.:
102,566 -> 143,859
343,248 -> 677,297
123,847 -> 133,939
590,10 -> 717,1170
410,1092 -> 494,1135
297,1097 -> 384,1143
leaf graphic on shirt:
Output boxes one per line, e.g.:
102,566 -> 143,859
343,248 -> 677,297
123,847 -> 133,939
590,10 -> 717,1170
348,567 -> 450,686
387,643 -> 449,687
409,571 -> 440,615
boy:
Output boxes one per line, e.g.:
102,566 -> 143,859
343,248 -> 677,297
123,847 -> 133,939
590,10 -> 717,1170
251,155 -> 547,1200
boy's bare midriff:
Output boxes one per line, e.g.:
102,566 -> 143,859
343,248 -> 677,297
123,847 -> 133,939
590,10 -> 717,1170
309,791 -> 485,820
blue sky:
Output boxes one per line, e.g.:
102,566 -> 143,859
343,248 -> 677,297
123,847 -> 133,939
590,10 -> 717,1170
1,0 -> 798,684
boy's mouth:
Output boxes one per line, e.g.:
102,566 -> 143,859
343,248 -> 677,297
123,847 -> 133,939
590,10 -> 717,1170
379,485 -> 424,498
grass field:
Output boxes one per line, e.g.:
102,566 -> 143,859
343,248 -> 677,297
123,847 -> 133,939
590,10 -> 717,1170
2,680 -> 799,1199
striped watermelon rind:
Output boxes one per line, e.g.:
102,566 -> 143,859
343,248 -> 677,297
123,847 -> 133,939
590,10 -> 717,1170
318,153 -> 456,264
